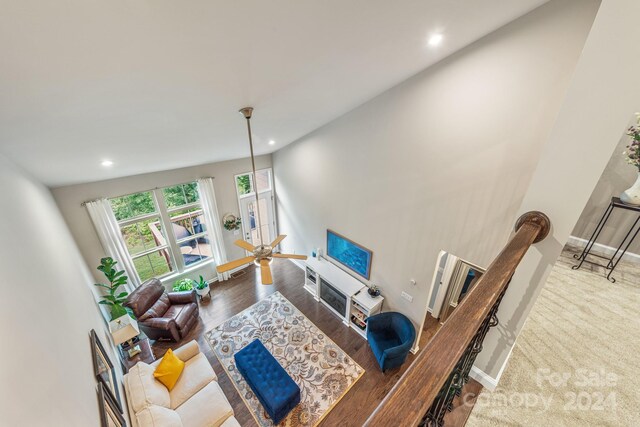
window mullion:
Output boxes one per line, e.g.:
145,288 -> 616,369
155,188 -> 184,272
175,232 -> 209,244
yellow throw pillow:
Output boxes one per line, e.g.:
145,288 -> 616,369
153,349 -> 185,391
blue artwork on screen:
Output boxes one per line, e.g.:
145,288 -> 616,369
326,230 -> 372,279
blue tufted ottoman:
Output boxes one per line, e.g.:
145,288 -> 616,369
234,339 -> 301,424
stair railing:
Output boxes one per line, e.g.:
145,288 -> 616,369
364,211 -> 551,427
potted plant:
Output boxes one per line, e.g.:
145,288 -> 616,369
622,114 -> 640,205
172,278 -> 195,292
195,275 -> 210,299
94,257 -> 133,320
368,284 -> 381,298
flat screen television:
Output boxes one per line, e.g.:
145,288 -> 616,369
326,229 -> 373,280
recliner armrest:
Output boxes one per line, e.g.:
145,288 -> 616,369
167,290 -> 197,305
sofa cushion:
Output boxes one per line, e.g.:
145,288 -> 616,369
170,352 -> 217,409
125,362 -> 171,413
140,293 -> 170,321
164,303 -> 197,326
136,404 -> 183,427
175,382 -> 234,427
125,362 -> 171,412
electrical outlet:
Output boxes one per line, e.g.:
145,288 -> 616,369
233,230 -> 240,236
401,291 -> 413,302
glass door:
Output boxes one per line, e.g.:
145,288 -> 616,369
235,168 -> 277,247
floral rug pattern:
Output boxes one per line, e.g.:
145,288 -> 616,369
206,291 -> 364,426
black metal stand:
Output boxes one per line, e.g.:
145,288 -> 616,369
572,196 -> 640,282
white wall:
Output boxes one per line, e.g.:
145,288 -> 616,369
570,119 -> 640,254
475,0 -> 640,381
52,155 -> 272,285
273,0 -> 599,334
0,153 -> 123,426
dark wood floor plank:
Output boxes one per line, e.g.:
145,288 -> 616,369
151,259 -> 479,427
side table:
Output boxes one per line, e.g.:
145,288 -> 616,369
572,196 -> 640,282
120,337 -> 156,373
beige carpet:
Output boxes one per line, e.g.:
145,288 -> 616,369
206,292 -> 364,427
467,247 -> 640,426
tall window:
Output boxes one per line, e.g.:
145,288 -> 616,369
235,168 -> 276,246
110,182 -> 211,282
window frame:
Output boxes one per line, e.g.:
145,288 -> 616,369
235,168 -> 273,200
110,181 -> 212,283
234,168 -> 278,246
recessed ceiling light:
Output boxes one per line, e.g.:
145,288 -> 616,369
428,33 -> 443,47
101,160 -> 113,167
268,140 -> 276,145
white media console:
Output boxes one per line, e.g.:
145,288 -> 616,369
304,256 -> 383,339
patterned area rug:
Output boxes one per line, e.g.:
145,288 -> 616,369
206,292 -> 364,427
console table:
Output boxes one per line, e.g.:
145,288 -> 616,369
572,196 -> 640,282
304,257 -> 383,339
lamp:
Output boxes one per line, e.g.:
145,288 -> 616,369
109,315 -> 141,358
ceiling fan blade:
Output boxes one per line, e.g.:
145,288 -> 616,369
269,234 -> 287,248
234,239 -> 256,252
216,256 -> 256,273
272,253 -> 308,260
260,259 -> 273,285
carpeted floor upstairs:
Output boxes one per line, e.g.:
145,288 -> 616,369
467,246 -> 640,427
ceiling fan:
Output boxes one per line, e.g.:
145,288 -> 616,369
215,107 -> 307,284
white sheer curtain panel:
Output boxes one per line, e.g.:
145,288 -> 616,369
197,177 -> 229,281
85,198 -> 140,290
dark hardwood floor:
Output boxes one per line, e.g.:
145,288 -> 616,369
152,259 -> 481,426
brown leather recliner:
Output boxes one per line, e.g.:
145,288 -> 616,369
125,278 -> 199,342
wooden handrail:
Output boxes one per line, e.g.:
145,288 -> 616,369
364,211 -> 550,427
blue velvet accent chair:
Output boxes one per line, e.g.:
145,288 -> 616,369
367,312 -> 416,372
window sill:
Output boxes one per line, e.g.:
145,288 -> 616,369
159,258 -> 216,286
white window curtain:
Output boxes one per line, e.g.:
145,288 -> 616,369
197,177 -> 229,281
85,198 -> 140,290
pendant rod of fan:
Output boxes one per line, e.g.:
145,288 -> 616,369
240,107 -> 265,248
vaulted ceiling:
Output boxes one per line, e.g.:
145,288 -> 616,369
0,0 -> 548,186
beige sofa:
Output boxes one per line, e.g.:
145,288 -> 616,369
124,340 -> 240,427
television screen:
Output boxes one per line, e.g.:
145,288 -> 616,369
326,229 -> 372,280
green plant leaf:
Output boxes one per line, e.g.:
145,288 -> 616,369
110,304 -> 128,320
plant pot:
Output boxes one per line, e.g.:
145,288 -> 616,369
620,171 -> 640,205
196,284 -> 210,298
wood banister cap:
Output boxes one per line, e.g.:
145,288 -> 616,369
515,210 -> 550,243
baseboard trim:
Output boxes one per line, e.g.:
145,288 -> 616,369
291,259 -> 306,270
469,341 -> 514,392
469,366 -> 498,391
211,264 -> 251,283
567,235 -> 640,263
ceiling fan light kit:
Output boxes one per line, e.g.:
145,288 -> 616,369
216,107 -> 307,284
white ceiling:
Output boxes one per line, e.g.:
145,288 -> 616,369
0,0 -> 548,187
